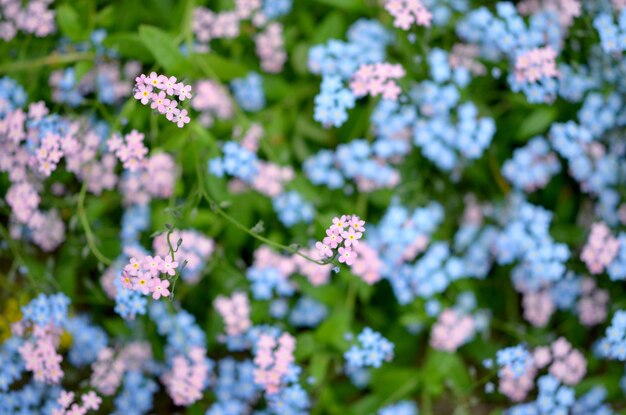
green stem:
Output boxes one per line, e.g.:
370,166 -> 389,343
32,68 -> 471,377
0,221 -> 47,291
77,177 -> 113,266
194,153 -> 329,266
0,51 -> 94,74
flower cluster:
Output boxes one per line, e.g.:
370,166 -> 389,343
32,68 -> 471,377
344,328 -> 394,369
121,255 -> 177,300
253,333 -> 296,394
107,130 -> 148,172
133,72 -> 191,127
214,292 -> 252,337
350,63 -> 405,100
502,136 -> 561,191
231,72 -> 265,112
191,80 -> 235,126
385,0 -> 432,30
430,308 -> 476,352
255,23 -> 286,73
52,390 -> 101,415
315,214 -> 365,266
162,347 -> 210,406
0,0 -> 55,41
581,222 -> 620,274
152,229 -> 215,284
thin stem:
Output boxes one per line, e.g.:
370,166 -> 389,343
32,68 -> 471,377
77,176 -> 113,266
0,221 -> 47,291
0,51 -> 94,74
194,153 -> 329,266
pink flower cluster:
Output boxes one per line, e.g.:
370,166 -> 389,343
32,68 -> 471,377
577,278 -> 609,327
191,80 -> 235,127
15,323 -> 64,384
385,0 -> 432,30
350,242 -> 383,284
214,292 -> 252,336
91,342 -> 152,395
498,358 -> 536,402
121,255 -> 178,300
134,72 -> 192,128
522,290 -> 555,327
153,229 -> 215,284
162,347 -> 210,406
534,337 -> 586,385
514,47 -> 560,83
517,0 -> 581,28
253,333 -> 295,394
0,0 -> 55,41
350,63 -> 406,101
581,222 -> 620,274
107,130 -> 148,172
430,309 -> 476,352
315,215 -> 365,266
53,390 -> 102,415
449,44 -> 486,76
255,23 -> 287,73
119,153 -> 177,205
193,1 -> 263,45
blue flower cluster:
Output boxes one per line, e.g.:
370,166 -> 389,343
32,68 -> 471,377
594,9 -> 626,54
597,310 -> 626,361
548,93 -> 625,222
272,190 -> 315,227
21,293 -> 70,327
246,265 -> 294,300
120,204 -> 151,245
506,375 -> 612,415
289,297 -> 327,328
148,302 -> 207,355
344,327 -> 394,369
231,72 -> 265,112
266,384 -> 311,415
66,316 -> 108,366
495,197 -> 569,291
496,345 -> 532,378
208,141 -> 260,183
0,338 -> 23,392
312,75 -> 356,127
114,274 -> 148,320
0,76 -> 27,115
113,371 -> 158,415
262,0 -> 292,19
608,234 -> 626,281
379,400 -> 419,415
404,49 -> 495,171
304,139 -> 399,191
457,2 -> 561,59
0,383 -> 61,415
308,19 -> 391,127
502,137 -> 561,191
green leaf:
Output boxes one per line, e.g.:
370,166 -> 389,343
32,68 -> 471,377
315,307 -> 351,350
104,33 -> 153,61
56,4 -> 85,42
312,12 -> 347,44
138,25 -> 190,74
193,53 -> 248,81
313,0 -> 363,11
516,107 -> 558,140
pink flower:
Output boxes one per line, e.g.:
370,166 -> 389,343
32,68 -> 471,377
58,391 -> 74,408
119,270 -> 133,290
341,227 -> 362,248
159,257 -> 179,276
165,101 -> 179,121
124,257 -> 142,276
174,109 -> 191,128
146,72 -> 163,89
338,246 -> 355,266
177,84 -> 192,101
151,279 -> 170,300
132,272 -> 153,295
134,84 -> 153,105
150,92 -> 170,114
163,76 -> 179,95
81,391 -> 102,411
331,215 -> 348,230
315,241 -> 333,258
